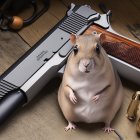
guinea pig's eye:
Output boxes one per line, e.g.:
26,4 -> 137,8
73,45 -> 78,55
95,44 -> 100,54
92,31 -> 97,35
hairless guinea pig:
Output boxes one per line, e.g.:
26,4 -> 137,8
58,32 -> 124,132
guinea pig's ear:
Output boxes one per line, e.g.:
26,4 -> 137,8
99,33 -> 106,45
70,33 -> 77,45
96,33 -> 106,45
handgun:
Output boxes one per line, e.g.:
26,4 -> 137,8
0,3 -> 140,124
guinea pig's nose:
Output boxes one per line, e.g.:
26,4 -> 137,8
83,59 -> 90,67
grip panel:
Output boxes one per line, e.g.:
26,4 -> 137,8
85,25 -> 140,69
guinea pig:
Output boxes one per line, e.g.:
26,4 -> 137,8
58,32 -> 123,133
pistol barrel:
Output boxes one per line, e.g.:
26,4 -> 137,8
0,89 -> 27,124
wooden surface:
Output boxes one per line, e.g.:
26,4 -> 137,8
0,0 -> 140,140
0,31 -> 29,75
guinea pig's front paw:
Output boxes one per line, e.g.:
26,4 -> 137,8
65,122 -> 76,131
69,92 -> 77,104
103,127 -> 115,133
92,95 -> 100,103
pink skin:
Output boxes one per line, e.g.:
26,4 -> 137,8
83,59 -> 90,68
92,95 -> 100,102
103,126 -> 115,133
69,91 -> 77,104
65,121 -> 76,131
79,59 -> 94,73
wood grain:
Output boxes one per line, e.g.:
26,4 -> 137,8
86,25 -> 140,48
18,12 -> 58,46
0,31 -> 29,75
85,25 -> 140,69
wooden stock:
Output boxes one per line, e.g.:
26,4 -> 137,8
85,25 -> 140,69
